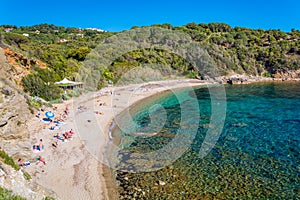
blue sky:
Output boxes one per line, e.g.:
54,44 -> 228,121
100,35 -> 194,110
1,0 -> 299,32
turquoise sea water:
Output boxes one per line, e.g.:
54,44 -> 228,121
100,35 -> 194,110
111,83 -> 300,199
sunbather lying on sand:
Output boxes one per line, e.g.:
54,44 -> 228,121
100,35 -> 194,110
65,105 -> 69,115
59,113 -> 67,121
69,129 -> 75,135
78,105 -> 87,111
62,132 -> 72,140
18,158 -> 25,167
18,158 -> 30,167
37,156 -> 46,165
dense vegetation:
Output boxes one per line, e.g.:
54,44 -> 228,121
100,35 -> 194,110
180,23 -> 300,76
0,24 -> 114,100
1,23 -> 299,100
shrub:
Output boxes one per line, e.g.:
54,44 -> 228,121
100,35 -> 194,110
44,196 -> 56,200
0,150 -> 20,171
17,121 -> 22,126
263,72 -> 272,77
28,98 -> 42,108
23,171 -> 31,181
0,186 -> 27,200
49,99 -> 63,104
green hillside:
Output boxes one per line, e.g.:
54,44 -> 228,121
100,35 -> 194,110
1,23 -> 299,100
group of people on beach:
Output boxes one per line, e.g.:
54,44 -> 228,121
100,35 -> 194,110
53,128 -> 75,147
50,106 -> 75,146
18,105 -> 73,168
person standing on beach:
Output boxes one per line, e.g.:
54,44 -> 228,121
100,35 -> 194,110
39,139 -> 44,151
36,111 -> 41,118
65,105 -> 69,115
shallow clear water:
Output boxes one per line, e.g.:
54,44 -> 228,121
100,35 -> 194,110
111,83 -> 300,199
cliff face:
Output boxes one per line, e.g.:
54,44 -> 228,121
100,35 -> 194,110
0,47 -> 32,154
0,47 -> 51,199
2,47 -> 47,87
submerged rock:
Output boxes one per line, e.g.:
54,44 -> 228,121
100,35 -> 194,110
129,132 -> 158,138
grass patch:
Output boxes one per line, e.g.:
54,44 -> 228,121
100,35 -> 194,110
44,196 -> 56,200
263,72 -> 272,77
23,171 -> 31,181
0,186 -> 27,200
0,150 -> 20,171
28,98 -> 42,109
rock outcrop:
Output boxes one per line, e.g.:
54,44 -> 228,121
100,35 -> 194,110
273,69 -> 300,79
2,47 -> 47,87
222,73 -> 300,85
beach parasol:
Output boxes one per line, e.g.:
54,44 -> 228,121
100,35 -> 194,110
45,111 -> 55,119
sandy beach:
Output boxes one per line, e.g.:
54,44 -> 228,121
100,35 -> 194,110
23,79 -> 212,200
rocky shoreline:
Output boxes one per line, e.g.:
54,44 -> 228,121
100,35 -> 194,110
218,74 -> 300,85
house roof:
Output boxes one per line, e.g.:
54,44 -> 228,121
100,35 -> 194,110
55,78 -> 83,86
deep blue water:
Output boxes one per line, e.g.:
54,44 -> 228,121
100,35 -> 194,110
111,82 -> 300,199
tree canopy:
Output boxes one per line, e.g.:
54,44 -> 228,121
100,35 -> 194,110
1,23 -> 299,100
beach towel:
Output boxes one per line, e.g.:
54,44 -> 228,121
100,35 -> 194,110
32,149 -> 44,153
50,125 -> 60,130
40,118 -> 52,123
32,145 -> 44,153
54,135 -> 64,141
54,121 -> 66,125
19,161 -> 30,167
